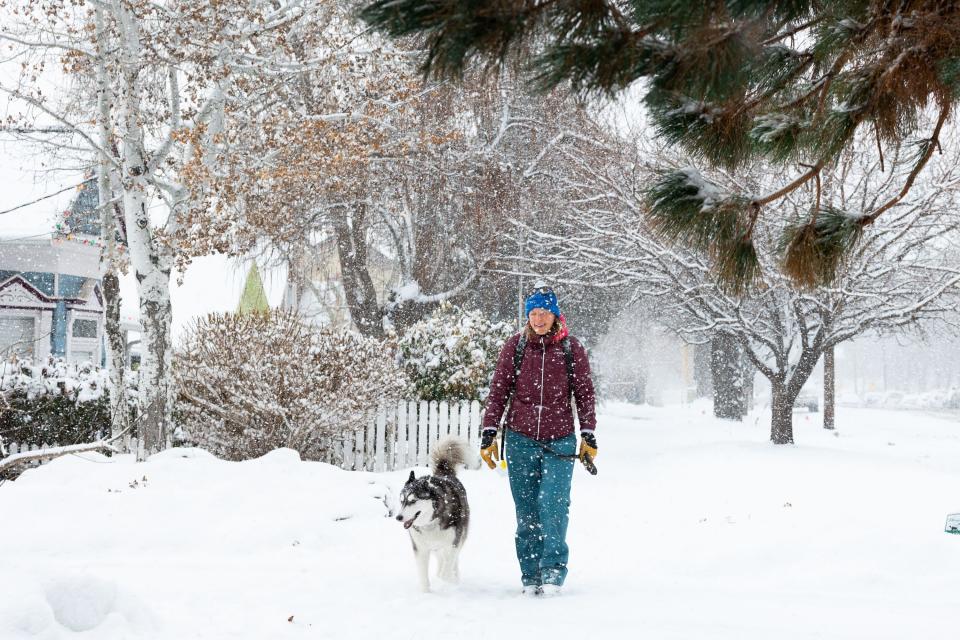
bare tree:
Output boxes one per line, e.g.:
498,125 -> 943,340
177,16 -> 595,335
518,125 -> 960,443
1,0 -> 327,455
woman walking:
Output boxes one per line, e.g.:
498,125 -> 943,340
480,284 -> 597,597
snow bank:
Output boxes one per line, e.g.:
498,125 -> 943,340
1,404 -> 959,639
0,574 -> 157,639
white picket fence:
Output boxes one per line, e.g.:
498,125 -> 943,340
2,400 -> 486,473
329,399 -> 485,472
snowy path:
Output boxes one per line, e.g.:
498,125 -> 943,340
2,404 -> 959,639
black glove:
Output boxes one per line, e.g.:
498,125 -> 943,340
480,429 -> 499,469
480,429 -> 497,449
578,431 -> 598,475
579,431 -> 597,461
580,431 -> 597,451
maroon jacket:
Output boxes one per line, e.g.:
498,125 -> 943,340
483,329 -> 596,441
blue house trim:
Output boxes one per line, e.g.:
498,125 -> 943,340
52,301 -> 68,356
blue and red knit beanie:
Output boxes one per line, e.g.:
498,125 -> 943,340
525,289 -> 561,318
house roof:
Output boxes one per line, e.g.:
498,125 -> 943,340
0,236 -> 104,279
0,273 -> 57,309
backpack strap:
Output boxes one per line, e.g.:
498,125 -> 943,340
562,337 -> 580,429
562,337 -> 575,393
513,333 -> 527,380
499,333 -> 527,430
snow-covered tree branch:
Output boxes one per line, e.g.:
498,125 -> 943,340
516,122 -> 960,443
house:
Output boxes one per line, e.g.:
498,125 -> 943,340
284,236 -> 400,330
0,178 -> 121,364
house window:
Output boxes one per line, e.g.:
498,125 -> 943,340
70,350 -> 94,363
73,318 -> 99,338
0,316 -> 36,359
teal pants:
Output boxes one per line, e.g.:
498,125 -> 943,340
505,429 -> 576,587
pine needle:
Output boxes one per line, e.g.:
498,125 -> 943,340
781,206 -> 863,288
715,236 -> 761,295
648,97 -> 753,170
646,168 -> 759,294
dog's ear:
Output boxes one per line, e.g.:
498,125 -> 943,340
407,470 -> 416,484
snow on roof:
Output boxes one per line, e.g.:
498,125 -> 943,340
0,236 -> 103,279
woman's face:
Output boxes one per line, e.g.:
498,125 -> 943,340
528,308 -> 556,335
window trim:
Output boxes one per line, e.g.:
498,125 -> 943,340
0,312 -> 39,359
66,311 -> 101,365
72,317 -> 99,339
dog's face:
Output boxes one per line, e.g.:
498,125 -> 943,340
396,471 -> 437,530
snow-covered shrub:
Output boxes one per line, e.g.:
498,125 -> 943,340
397,303 -> 515,401
1,357 -> 111,447
175,310 -> 407,461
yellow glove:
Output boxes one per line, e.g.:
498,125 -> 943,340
579,432 -> 598,463
479,429 -> 499,469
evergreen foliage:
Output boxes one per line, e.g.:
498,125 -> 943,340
781,207 -> 863,289
1,358 -> 115,447
361,0 -> 960,288
647,168 -> 759,292
396,303 -> 514,401
237,263 -> 270,314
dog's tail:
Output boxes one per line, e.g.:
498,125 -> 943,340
430,436 -> 471,477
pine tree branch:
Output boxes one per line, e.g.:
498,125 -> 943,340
862,101 -> 951,225
752,160 -> 825,207
760,17 -> 824,46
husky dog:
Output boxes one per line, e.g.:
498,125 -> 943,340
396,436 -> 471,592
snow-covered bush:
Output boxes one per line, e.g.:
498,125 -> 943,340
1,357 -> 111,446
397,303 -> 515,401
175,310 -> 407,461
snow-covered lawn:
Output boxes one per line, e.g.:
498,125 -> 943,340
2,403 -> 959,639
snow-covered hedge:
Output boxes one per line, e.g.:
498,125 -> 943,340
175,310 -> 408,461
397,303 -> 515,401
1,357 -> 111,447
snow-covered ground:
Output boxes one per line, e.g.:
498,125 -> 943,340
2,403 -> 959,639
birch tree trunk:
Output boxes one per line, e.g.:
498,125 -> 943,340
116,0 -> 174,457
95,4 -> 130,442
101,270 -> 130,434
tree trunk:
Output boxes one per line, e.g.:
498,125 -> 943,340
770,383 -> 795,444
135,271 -> 174,456
741,359 -> 755,414
694,342 -> 713,398
101,269 -> 130,438
332,205 -> 384,339
95,7 -> 130,443
712,332 -> 744,420
824,345 -> 835,430
117,8 -> 174,458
